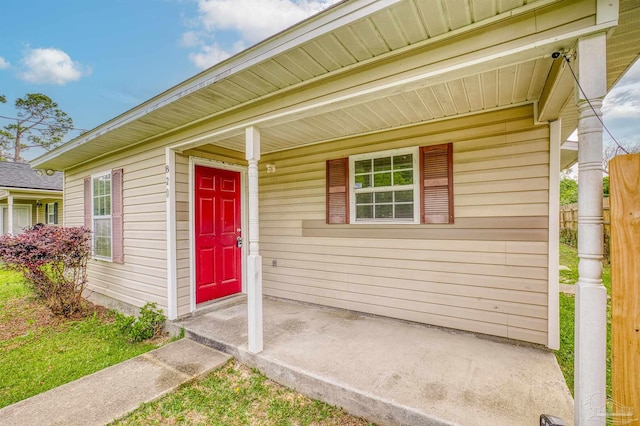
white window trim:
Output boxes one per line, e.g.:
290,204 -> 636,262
349,147 -> 420,224
47,202 -> 56,224
189,157 -> 249,313
91,170 -> 113,262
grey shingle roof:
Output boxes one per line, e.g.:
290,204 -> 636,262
0,162 -> 63,191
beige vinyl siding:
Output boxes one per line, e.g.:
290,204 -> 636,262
259,105 -> 550,345
64,145 -> 168,311
34,198 -> 63,225
174,147 -> 246,317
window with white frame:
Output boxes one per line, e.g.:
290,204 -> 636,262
47,202 -> 56,224
92,172 -> 112,259
349,147 -> 420,223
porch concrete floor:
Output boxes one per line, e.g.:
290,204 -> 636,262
175,297 -> 573,426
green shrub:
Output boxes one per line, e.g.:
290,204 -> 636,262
114,303 -> 166,342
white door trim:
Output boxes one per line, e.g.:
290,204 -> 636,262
189,156 -> 248,313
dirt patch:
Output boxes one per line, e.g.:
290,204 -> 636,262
0,297 -> 112,342
0,296 -> 60,341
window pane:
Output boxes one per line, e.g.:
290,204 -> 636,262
395,190 -> 413,202
94,218 -> 112,258
355,174 -> 371,188
395,203 -> 414,219
374,157 -> 391,172
356,193 -> 373,204
393,170 -> 413,185
373,172 -> 391,187
375,192 -> 392,203
393,154 -> 413,169
375,204 -> 393,218
356,205 -> 373,219
354,159 -> 371,174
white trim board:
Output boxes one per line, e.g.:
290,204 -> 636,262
547,119 -> 561,350
188,156 -> 249,314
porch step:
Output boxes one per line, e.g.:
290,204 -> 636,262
185,334 -> 448,425
175,298 -> 573,426
181,324 -> 451,425
190,294 -> 247,318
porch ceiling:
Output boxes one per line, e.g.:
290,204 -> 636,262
199,57 -> 555,154
31,0 -> 640,170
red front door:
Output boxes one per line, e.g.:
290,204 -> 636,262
195,165 -> 242,303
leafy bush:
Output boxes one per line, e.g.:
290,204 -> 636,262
114,302 -> 166,342
0,225 -> 91,317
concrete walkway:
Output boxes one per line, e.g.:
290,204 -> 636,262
0,339 -> 230,426
177,297 -> 574,426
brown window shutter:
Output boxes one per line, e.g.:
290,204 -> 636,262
326,158 -> 349,224
84,177 -> 92,229
111,169 -> 124,263
45,203 -> 49,224
53,203 -> 58,224
420,143 -> 454,224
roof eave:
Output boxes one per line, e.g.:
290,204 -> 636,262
31,0 -> 401,170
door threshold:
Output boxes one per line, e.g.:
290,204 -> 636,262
193,293 -> 247,317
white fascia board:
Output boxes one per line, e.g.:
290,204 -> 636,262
0,188 -> 62,197
31,0 -> 402,169
170,21 -> 619,152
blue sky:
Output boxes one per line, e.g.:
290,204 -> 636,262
0,0 -> 638,161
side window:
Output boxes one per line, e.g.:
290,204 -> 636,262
92,172 -> 112,260
84,169 -> 124,263
46,202 -> 58,224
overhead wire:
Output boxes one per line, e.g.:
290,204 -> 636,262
560,53 -> 629,155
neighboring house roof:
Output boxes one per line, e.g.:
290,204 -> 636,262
0,162 -> 63,191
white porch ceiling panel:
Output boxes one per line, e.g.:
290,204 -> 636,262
33,0 -> 640,171
33,0 -> 546,170
208,58 -> 552,153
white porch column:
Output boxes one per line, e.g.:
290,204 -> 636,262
246,126 -> 263,354
165,148 -> 178,320
7,195 -> 13,235
575,33 -> 607,426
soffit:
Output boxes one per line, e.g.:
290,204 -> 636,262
33,0 -> 547,170
207,58 -> 554,153
559,0 -> 640,141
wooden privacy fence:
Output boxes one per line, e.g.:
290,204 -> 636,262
610,153 -> 640,422
559,198 -> 611,262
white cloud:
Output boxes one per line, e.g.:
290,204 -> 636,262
18,47 -> 90,85
0,57 -> 9,69
603,60 -> 640,148
188,44 -> 232,69
184,0 -> 340,69
197,0 -> 337,43
181,31 -> 203,48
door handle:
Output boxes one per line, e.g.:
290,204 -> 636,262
236,236 -> 243,248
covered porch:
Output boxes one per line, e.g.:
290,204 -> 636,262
175,296 -> 573,425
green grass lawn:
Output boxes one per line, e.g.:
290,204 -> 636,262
0,270 -> 161,408
556,243 -> 612,398
113,360 -> 371,426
